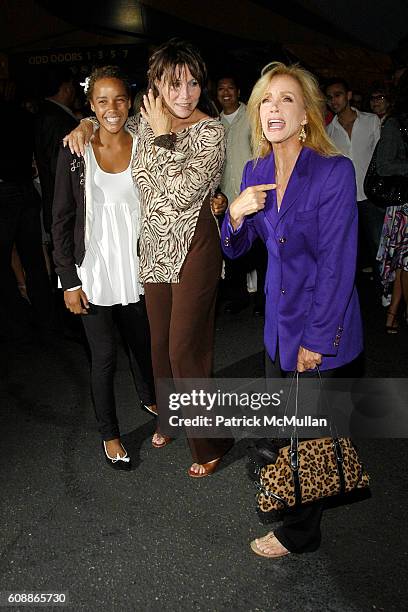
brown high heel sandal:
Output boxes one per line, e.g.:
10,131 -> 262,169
386,310 -> 399,334
188,457 -> 222,478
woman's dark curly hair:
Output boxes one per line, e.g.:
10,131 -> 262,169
86,65 -> 131,101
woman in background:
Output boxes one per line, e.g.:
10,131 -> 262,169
369,84 -> 391,124
376,72 -> 408,332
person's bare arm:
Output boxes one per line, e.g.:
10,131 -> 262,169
62,119 -> 95,156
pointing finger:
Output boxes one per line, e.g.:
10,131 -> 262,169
254,184 -> 277,191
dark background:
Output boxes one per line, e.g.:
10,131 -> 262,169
1,0 -> 407,102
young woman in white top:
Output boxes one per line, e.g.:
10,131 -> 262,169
52,66 -> 156,470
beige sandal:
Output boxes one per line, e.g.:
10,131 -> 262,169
250,532 -> 290,558
151,432 -> 172,448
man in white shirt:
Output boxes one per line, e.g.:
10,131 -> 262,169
326,78 -> 382,273
217,75 -> 266,315
218,77 -> 252,205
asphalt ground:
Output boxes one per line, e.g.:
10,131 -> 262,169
1,274 -> 407,612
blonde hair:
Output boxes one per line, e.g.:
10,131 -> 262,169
247,62 -> 340,159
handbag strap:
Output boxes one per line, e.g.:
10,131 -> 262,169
287,373 -> 304,506
315,366 -> 339,439
286,366 -> 337,447
332,438 -> 346,495
254,481 -> 290,508
288,368 -> 344,503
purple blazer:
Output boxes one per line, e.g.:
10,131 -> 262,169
221,147 -> 363,371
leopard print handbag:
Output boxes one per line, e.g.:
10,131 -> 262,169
256,436 -> 370,513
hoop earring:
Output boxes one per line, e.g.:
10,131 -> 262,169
298,125 -> 306,143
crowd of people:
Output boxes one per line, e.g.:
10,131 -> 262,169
325,73 -> 408,331
1,38 -> 407,559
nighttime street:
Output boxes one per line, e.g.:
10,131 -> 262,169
1,276 -> 408,611
1,1 -> 408,611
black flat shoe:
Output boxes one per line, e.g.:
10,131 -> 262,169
102,441 -> 131,471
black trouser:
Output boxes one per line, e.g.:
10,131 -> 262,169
265,348 -> 361,553
357,198 -> 384,270
81,299 -> 155,441
224,238 -> 267,309
0,181 -> 55,338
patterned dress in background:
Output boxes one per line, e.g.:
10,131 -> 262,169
377,203 -> 408,295
375,114 -> 408,298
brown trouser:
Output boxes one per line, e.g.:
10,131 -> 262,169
144,197 -> 233,463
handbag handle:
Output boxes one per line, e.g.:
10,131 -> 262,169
285,366 -> 338,471
315,365 -> 339,439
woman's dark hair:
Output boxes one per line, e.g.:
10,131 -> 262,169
42,66 -> 74,98
369,81 -> 389,97
147,38 -> 216,117
324,77 -> 351,93
369,82 -> 392,110
216,74 -> 240,89
86,66 -> 131,101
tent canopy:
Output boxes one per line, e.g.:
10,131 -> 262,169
0,0 -> 396,90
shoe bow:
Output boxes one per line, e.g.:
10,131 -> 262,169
112,453 -> 130,463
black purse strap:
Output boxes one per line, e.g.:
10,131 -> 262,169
287,368 -> 344,504
284,367 -> 338,447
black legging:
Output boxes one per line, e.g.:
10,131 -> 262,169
81,298 -> 155,441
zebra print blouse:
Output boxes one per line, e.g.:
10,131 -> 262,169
128,115 -> 226,283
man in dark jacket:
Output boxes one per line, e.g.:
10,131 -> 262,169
0,80 -> 55,340
35,67 -> 78,234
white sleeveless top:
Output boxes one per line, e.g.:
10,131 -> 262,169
77,138 -> 143,306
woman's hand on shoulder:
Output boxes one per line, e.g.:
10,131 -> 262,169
140,89 -> 172,137
229,184 -> 276,230
297,346 -> 322,372
63,120 -> 94,157
64,288 -> 89,315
